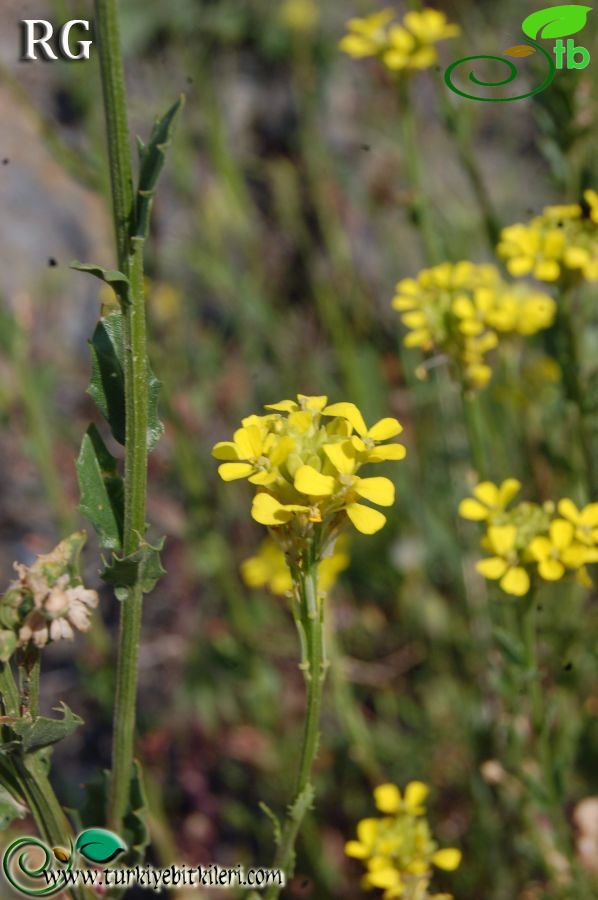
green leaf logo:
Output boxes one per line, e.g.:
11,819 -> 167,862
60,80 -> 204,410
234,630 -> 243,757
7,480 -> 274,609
522,5 -> 592,40
75,828 -> 127,864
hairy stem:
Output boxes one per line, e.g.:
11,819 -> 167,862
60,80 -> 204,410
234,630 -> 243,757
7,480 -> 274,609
94,0 -> 149,833
265,563 -> 327,899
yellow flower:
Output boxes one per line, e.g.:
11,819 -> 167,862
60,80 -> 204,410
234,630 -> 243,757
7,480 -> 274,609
498,201 -> 598,283
392,263 -> 555,391
557,498 -> 598,547
374,781 -> 429,816
345,783 -> 461,899
280,0 -> 319,33
340,7 -> 460,73
477,524 -> 530,596
212,417 -> 293,485
213,395 -> 405,543
459,479 -> 521,522
339,9 -> 394,59
241,537 -> 350,596
529,519 -> 591,581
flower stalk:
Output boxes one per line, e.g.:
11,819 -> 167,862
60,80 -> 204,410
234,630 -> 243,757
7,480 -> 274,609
266,559 -> 327,897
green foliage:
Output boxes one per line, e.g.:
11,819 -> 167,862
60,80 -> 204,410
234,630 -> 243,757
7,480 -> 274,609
5,704 -> 83,754
102,538 -> 166,600
135,96 -> 185,240
77,425 -> 124,550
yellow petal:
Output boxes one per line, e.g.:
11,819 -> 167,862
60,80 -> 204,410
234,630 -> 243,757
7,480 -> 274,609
432,848 -> 462,871
367,868 -> 402,890
367,443 -> 407,463
297,394 -> 328,411
374,783 -> 401,814
294,465 -> 336,496
323,402 -> 367,436
339,34 -> 376,57
557,498 -> 579,524
561,544 -> 589,569
404,780 -> 429,814
346,503 -> 387,534
233,425 -> 262,458
476,557 -> 508,580
323,442 -> 357,475
538,558 -> 564,581
529,535 -> 551,561
497,478 -> 521,506
356,817 -> 379,847
473,481 -> 499,507
212,441 -> 240,460
367,418 -> 403,441
550,519 -> 574,550
488,524 -> 517,556
344,840 -> 369,859
264,399 -> 298,412
251,494 -> 291,526
580,503 -> 598,527
500,567 -> 530,596
458,498 -> 489,521
355,477 -> 395,507
218,462 -> 254,481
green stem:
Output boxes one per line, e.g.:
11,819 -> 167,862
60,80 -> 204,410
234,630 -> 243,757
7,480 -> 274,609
556,290 -> 596,499
460,383 -> 487,479
265,563 -> 327,899
398,78 -> 443,265
94,0 -> 149,833
434,76 -> 500,249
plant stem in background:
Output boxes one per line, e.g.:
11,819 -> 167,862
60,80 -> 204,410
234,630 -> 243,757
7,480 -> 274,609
94,0 -> 149,833
265,561 -> 327,899
398,78 -> 443,265
556,288 -> 596,499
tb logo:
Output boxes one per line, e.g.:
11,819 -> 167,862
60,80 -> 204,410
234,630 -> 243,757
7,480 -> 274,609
20,19 -> 93,61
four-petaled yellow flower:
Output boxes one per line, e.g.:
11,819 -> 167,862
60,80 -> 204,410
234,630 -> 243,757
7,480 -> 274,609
477,524 -> 530,597
340,7 -> 460,74
459,479 -> 521,522
345,782 -> 461,899
529,519 -> 592,581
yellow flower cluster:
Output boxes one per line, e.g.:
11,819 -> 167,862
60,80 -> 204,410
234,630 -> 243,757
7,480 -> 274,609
391,262 -> 556,389
498,193 -> 598,283
460,480 -> 598,596
241,536 -> 350,595
339,7 -> 460,72
212,395 -> 406,539
345,782 -> 461,899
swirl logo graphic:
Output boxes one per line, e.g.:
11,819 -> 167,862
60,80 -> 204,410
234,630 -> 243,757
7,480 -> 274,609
2,829 -> 126,896
445,4 -> 592,102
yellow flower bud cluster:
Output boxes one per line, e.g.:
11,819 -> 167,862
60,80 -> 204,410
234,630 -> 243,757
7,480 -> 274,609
345,782 -> 461,899
391,262 -> 556,390
459,480 -> 598,596
339,7 -> 460,73
241,536 -> 350,596
212,396 -> 406,549
498,193 -> 598,283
